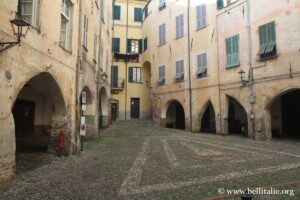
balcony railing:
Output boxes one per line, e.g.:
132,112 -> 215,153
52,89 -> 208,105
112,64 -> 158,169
111,79 -> 125,93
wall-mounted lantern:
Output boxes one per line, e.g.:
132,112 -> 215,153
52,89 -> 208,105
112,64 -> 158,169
0,17 -> 30,53
238,68 -> 249,86
101,72 -> 108,82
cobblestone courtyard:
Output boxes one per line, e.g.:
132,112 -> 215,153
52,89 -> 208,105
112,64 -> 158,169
1,120 -> 300,200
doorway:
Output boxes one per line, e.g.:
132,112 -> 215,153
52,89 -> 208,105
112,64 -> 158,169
131,98 -> 140,119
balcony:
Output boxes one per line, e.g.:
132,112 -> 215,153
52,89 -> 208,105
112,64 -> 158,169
111,79 -> 125,94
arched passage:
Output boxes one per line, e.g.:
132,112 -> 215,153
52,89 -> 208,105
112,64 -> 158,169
268,89 -> 300,139
200,101 -> 216,133
227,96 -> 248,136
12,72 -> 68,171
163,100 -> 185,130
99,87 -> 109,128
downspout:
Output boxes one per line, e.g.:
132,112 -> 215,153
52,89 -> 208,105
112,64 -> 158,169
125,0 -> 129,120
187,0 -> 193,131
97,0 -> 104,138
246,0 -> 255,139
216,6 -> 222,134
75,0 -> 83,152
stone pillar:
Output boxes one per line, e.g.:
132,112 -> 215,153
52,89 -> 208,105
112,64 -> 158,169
0,114 -> 16,184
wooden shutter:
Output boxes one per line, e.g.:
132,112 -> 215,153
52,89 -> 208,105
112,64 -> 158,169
127,39 -> 132,53
128,67 -> 133,82
114,5 -> 120,20
144,37 -> 147,51
112,66 -> 119,87
226,38 -> 232,67
139,39 -> 143,54
217,0 -> 224,10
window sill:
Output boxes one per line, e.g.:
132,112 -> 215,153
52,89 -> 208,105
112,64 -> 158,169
158,42 -> 167,47
59,45 -> 72,54
226,64 -> 240,69
196,75 -> 209,80
196,25 -> 208,31
175,35 -> 184,40
129,82 -> 143,84
259,54 -> 278,62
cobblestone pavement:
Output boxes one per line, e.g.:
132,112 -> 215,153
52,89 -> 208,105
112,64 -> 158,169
1,120 -> 300,200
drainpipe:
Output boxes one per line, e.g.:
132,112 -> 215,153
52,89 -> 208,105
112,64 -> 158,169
216,9 -> 222,135
75,0 -> 83,152
96,0 -> 104,138
246,0 -> 255,139
125,0 -> 129,120
187,0 -> 193,131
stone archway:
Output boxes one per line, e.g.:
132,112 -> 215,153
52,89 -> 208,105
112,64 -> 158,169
142,61 -> 152,119
267,88 -> 300,139
161,100 -> 185,130
199,101 -> 216,133
227,96 -> 248,136
99,87 -> 109,128
12,72 -> 69,172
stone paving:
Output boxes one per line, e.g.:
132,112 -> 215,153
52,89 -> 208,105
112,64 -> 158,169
0,120 -> 300,200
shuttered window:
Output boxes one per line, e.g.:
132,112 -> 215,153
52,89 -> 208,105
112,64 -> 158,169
175,60 -> 184,82
129,67 -> 141,83
258,21 -> 276,60
144,37 -> 148,51
196,4 -> 206,29
83,14 -> 88,48
217,0 -> 224,10
176,14 -> 184,38
19,0 -> 40,28
159,23 -> 166,45
111,66 -> 119,88
127,39 -> 139,54
196,53 -> 208,78
112,38 -> 120,52
159,0 -> 166,10
113,5 -> 121,20
93,34 -> 98,61
157,65 -> 165,86
60,0 -> 72,50
134,7 -> 143,22
226,35 -> 239,68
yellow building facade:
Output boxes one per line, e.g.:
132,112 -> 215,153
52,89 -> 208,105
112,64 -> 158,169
111,0 -> 151,121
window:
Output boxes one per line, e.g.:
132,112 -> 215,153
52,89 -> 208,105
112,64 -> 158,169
18,0 -> 40,28
113,5 -> 121,20
144,37 -> 148,51
99,46 -> 103,67
258,21 -> 276,60
83,14 -> 88,48
111,65 -> 119,88
93,34 -> 98,61
129,67 -> 141,83
157,65 -> 165,86
127,39 -> 142,54
112,38 -> 120,52
196,4 -> 206,29
217,0 -> 224,10
60,0 -> 72,50
159,23 -> 166,45
175,60 -> 184,83
196,53 -> 208,78
144,5 -> 149,19
226,35 -> 239,68
176,14 -> 184,38
159,0 -> 166,10
134,7 -> 143,22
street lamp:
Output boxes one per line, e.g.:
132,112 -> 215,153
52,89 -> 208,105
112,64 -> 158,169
0,17 -> 30,53
101,72 -> 108,82
238,68 -> 249,86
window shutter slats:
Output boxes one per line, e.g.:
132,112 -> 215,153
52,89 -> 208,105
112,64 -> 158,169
127,39 -> 132,53
139,39 -> 143,54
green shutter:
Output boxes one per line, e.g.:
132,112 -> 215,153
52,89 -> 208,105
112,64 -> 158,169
226,38 -> 232,67
129,67 -> 133,82
112,66 -> 118,87
217,0 -> 224,10
127,39 -> 132,53
144,37 -> 148,51
134,8 -> 142,22
114,5 -> 121,20
139,39 -> 143,54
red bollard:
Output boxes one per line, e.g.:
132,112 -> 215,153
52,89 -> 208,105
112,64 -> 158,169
59,131 -> 65,156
